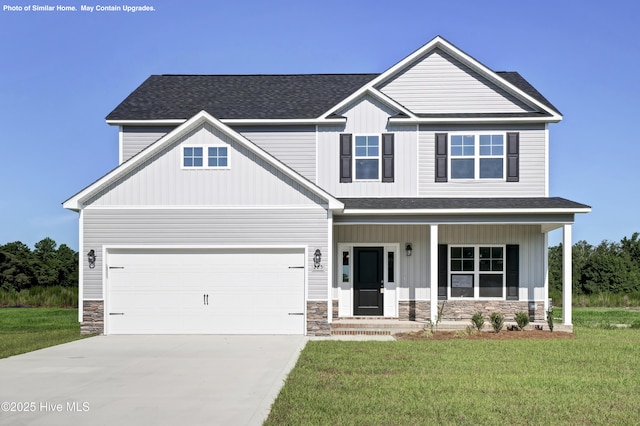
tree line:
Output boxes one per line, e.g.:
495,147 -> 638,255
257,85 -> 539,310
549,232 -> 640,296
0,238 -> 78,291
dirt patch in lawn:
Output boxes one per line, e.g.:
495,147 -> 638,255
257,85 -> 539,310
395,329 -> 575,341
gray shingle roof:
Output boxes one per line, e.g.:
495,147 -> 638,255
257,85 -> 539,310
106,74 -> 378,121
339,197 -> 590,210
106,71 -> 558,121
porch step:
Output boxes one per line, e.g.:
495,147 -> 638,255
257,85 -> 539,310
331,319 -> 426,336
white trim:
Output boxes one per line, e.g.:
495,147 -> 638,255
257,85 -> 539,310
327,211 -> 333,324
78,209 -> 84,323
342,208 -> 592,215
544,123 -> 550,197
543,232 -> 549,319
118,126 -> 123,165
388,116 -> 561,124
82,204 -> 326,210
319,36 -> 562,122
562,224 -> 572,326
180,144 -> 231,170
65,111 -> 344,211
429,224 -> 438,322
448,132 -> 507,181
353,134 -> 382,182
366,88 -> 418,120
448,244 -> 506,300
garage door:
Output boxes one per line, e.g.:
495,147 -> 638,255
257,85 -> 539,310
106,248 -> 305,334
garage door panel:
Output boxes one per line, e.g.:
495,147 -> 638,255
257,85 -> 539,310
107,249 -> 305,335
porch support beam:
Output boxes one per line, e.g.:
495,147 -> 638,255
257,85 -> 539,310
327,211 -> 333,324
562,223 -> 572,326
429,224 -> 439,323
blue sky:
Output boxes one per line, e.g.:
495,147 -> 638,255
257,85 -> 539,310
0,0 -> 638,251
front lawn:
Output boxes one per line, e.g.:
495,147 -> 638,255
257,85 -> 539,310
266,326 -> 640,425
0,308 -> 89,359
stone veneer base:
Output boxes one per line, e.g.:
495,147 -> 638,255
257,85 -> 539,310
81,300 -> 104,335
307,301 -> 331,336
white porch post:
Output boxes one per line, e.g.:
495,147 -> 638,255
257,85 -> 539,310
430,224 -> 439,323
562,224 -> 573,326
327,210 -> 333,324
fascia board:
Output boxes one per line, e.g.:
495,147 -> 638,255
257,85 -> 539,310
342,207 -> 592,215
388,116 -> 562,124
366,89 -> 418,119
65,110 -> 343,211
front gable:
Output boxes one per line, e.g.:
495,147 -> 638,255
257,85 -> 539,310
64,111 -> 342,211
378,47 -> 534,114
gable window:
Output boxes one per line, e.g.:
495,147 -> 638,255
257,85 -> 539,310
183,145 -> 229,169
354,135 -> 380,180
450,245 -> 505,299
450,134 -> 504,180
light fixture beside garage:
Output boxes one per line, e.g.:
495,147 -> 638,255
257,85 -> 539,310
87,250 -> 96,269
313,249 -> 322,269
405,243 -> 413,257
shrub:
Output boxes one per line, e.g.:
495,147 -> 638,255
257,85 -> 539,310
489,312 -> 504,333
514,311 -> 530,330
470,312 -> 484,331
547,308 -> 554,332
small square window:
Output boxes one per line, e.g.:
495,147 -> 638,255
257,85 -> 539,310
183,147 -> 203,167
208,147 -> 228,167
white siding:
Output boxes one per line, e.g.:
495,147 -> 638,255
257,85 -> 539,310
121,126 -> 174,163
83,207 -> 329,300
418,124 -> 547,197
379,48 -> 533,114
235,126 -> 316,182
86,123 -> 324,207
316,95 -> 418,197
335,224 -> 545,301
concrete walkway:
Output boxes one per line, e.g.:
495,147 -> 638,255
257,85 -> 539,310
0,335 -> 307,426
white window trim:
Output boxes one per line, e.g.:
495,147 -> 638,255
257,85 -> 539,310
449,244 -> 506,300
353,134 -> 381,182
181,144 -> 231,170
449,132 -> 506,181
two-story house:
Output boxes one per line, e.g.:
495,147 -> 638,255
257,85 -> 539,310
64,36 -> 589,336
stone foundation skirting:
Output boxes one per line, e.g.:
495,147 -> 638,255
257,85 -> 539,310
307,301 -> 330,336
398,300 -> 431,322
81,300 -> 104,335
440,300 -> 544,321
332,299 -> 339,319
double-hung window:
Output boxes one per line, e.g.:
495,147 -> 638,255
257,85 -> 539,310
450,133 -> 504,180
183,145 -> 229,169
450,245 -> 505,298
354,135 -> 380,180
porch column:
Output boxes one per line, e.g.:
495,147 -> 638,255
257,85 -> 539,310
430,224 -> 439,323
562,224 -> 572,326
327,211 -> 333,324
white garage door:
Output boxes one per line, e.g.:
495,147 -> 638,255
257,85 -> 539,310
106,248 -> 305,334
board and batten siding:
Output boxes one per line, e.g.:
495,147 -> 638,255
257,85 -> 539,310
334,224 -> 544,301
316,95 -> 418,197
82,207 -> 329,300
86,123 -> 324,207
418,124 -> 547,197
378,48 -> 533,114
234,126 -> 317,183
121,126 -> 175,163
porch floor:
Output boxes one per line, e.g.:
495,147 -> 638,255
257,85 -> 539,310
330,318 -> 572,336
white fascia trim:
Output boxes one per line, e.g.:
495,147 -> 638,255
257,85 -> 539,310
342,208 -> 592,215
108,118 -> 347,126
106,119 -> 187,126
65,110 -> 344,211
388,116 -> 561,125
82,204 -> 326,210
366,88 -> 418,119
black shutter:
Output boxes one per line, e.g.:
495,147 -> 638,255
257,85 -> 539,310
381,133 -> 394,182
339,134 -> 352,183
506,244 -> 519,300
506,132 -> 519,182
438,244 -> 448,300
435,133 -> 448,182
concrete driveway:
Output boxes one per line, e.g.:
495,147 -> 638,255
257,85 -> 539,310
0,335 -> 307,426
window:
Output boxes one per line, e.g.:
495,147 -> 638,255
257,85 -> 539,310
450,245 -> 505,298
450,134 -> 504,180
354,135 -> 379,180
183,145 -> 229,169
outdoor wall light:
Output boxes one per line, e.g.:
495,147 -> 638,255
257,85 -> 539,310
314,249 -> 322,269
87,249 -> 96,269
405,243 -> 413,257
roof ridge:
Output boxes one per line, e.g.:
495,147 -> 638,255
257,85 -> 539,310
158,73 -> 381,77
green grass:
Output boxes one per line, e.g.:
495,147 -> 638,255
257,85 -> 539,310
0,308 -> 89,359
554,307 -> 640,329
266,323 -> 640,424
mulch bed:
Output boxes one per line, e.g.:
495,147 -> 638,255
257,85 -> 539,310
395,329 -> 575,340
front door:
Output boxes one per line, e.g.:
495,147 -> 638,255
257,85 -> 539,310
354,247 -> 384,316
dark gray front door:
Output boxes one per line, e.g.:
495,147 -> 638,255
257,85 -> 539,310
354,247 -> 383,316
